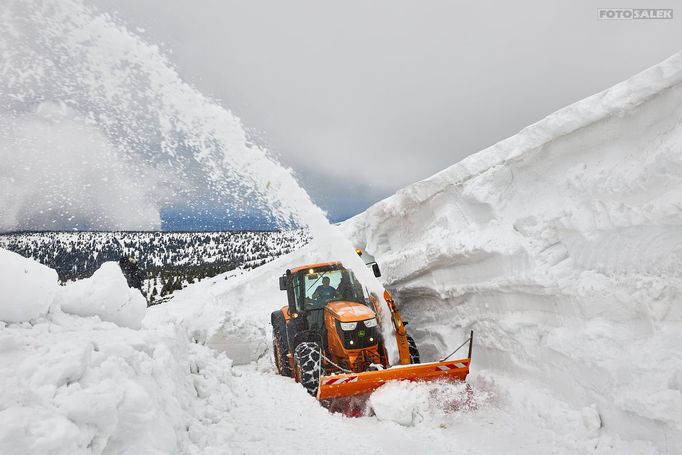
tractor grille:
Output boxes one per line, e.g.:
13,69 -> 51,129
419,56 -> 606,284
335,320 -> 379,349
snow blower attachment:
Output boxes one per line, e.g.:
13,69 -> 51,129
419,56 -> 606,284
271,261 -> 473,404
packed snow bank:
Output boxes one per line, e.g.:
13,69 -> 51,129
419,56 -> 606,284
0,253 -> 240,454
0,309 -> 240,454
0,248 -> 58,322
0,251 -> 145,329
345,51 -> 682,452
55,262 -> 147,329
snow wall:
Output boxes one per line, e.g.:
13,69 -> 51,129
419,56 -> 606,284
344,52 -> 682,452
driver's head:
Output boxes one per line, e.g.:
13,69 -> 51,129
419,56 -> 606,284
322,277 -> 331,286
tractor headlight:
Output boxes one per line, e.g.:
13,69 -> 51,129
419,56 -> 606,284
363,318 -> 377,328
340,321 -> 357,331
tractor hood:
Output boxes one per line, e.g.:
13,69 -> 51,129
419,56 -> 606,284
324,301 -> 375,322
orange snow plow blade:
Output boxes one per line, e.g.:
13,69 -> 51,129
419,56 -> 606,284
317,358 -> 470,400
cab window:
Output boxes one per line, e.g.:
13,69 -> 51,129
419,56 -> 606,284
303,269 -> 366,310
292,275 -> 304,313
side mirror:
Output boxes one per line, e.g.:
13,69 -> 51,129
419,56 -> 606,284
279,275 -> 288,291
371,263 -> 381,278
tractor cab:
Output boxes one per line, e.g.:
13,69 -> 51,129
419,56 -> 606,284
277,262 -> 389,373
279,263 -> 372,348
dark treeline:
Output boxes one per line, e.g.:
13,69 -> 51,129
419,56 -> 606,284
0,231 -> 309,304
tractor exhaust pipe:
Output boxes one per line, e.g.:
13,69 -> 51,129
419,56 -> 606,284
467,330 -> 473,360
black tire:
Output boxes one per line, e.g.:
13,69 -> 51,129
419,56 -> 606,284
407,334 -> 420,364
293,342 -> 322,397
271,311 -> 292,377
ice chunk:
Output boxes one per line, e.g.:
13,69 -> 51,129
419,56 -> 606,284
368,381 -> 428,426
581,404 -> 602,435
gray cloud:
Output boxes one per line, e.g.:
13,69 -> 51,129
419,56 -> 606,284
3,0 -> 681,230
94,0 -> 682,218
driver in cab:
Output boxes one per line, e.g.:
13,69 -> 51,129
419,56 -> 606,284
312,276 -> 336,304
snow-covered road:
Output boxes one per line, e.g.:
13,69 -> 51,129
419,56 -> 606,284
223,363 -> 652,455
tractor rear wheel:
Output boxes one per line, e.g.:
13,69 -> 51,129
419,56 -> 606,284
271,311 -> 292,377
293,342 -> 322,397
407,334 -> 420,364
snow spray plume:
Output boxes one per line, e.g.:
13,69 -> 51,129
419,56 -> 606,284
0,0 -> 319,230
0,0 -> 399,358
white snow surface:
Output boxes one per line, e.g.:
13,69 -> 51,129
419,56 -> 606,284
0,249 -> 58,323
0,308 -> 239,455
3,51 -> 682,454
55,262 -> 147,330
344,51 -> 682,453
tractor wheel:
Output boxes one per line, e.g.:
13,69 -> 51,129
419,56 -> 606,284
407,334 -> 420,364
293,342 -> 322,397
271,311 -> 292,377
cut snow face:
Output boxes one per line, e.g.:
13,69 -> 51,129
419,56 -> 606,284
345,51 -> 682,451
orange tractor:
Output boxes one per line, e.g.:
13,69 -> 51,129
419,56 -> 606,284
271,259 -> 473,403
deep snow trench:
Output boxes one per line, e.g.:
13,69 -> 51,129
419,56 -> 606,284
0,245 -> 664,454
2,51 -> 682,454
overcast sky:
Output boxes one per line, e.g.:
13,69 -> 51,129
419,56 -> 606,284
92,0 -> 682,221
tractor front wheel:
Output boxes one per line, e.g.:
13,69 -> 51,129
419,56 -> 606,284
293,342 -> 322,397
271,311 -> 292,377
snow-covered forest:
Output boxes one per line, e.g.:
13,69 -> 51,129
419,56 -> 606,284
0,231 -> 308,301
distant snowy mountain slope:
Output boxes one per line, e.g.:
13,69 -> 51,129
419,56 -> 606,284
344,52 -> 682,452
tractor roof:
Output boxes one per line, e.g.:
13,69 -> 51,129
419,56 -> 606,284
289,261 -> 342,274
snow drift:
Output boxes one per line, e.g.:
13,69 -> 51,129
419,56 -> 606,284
55,262 -> 147,329
0,249 -> 59,322
344,52 -> 682,452
0,251 -> 247,454
0,308 -> 239,454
